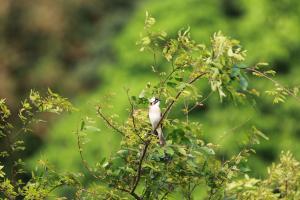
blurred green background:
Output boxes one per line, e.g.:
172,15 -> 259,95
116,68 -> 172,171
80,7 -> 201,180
1,0 -> 300,198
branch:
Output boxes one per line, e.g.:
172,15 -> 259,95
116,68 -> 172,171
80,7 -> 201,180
96,106 -> 125,136
187,91 -> 213,113
246,67 -> 300,102
154,72 -> 207,132
131,141 -> 150,194
218,116 -> 253,141
159,66 -> 180,98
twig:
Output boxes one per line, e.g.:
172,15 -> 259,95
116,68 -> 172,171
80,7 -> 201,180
158,65 -> 181,98
161,67 -> 180,86
246,67 -> 300,102
96,106 -> 125,136
184,98 -> 189,123
218,116 -> 253,141
187,91 -> 213,113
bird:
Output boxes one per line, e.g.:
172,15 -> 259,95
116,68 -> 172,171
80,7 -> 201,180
149,97 -> 165,146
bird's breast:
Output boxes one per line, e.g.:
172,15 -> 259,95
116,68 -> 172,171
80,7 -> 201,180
149,106 -> 161,123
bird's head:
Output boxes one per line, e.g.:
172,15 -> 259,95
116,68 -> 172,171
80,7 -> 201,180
149,97 -> 160,106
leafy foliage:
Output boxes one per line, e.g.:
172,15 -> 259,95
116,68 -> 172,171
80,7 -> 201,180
1,13 -> 300,200
226,151 -> 300,199
34,1 -> 300,192
72,13 -> 299,199
0,91 -> 78,199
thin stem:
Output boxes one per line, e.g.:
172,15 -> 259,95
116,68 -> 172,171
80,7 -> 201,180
187,91 -> 213,113
246,67 -> 300,102
96,106 -> 125,136
158,65 -> 180,98
184,98 -> 189,123
218,116 -> 253,141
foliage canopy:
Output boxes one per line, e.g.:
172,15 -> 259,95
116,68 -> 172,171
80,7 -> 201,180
1,13 -> 300,200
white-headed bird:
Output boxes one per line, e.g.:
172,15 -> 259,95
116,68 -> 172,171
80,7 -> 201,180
149,97 -> 165,146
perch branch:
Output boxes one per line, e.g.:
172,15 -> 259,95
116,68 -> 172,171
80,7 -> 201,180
154,72 -> 207,132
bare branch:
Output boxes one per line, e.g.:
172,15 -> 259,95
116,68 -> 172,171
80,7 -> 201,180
96,106 -> 125,136
187,91 -> 213,113
218,116 -> 253,141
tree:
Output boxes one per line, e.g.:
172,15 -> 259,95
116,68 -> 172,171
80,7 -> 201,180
1,13 -> 299,200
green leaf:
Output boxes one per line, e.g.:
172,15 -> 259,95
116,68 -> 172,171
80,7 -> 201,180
176,82 -> 187,90
231,65 -> 240,78
252,126 -> 269,141
85,126 -> 101,132
80,120 -> 85,131
138,90 -> 145,98
240,76 -> 248,91
177,147 -> 187,156
175,77 -> 183,82
199,146 -> 215,155
157,148 -> 165,158
167,81 -> 177,88
165,147 -> 174,156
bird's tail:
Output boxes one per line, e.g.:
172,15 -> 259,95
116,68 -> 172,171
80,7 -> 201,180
156,127 -> 165,146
